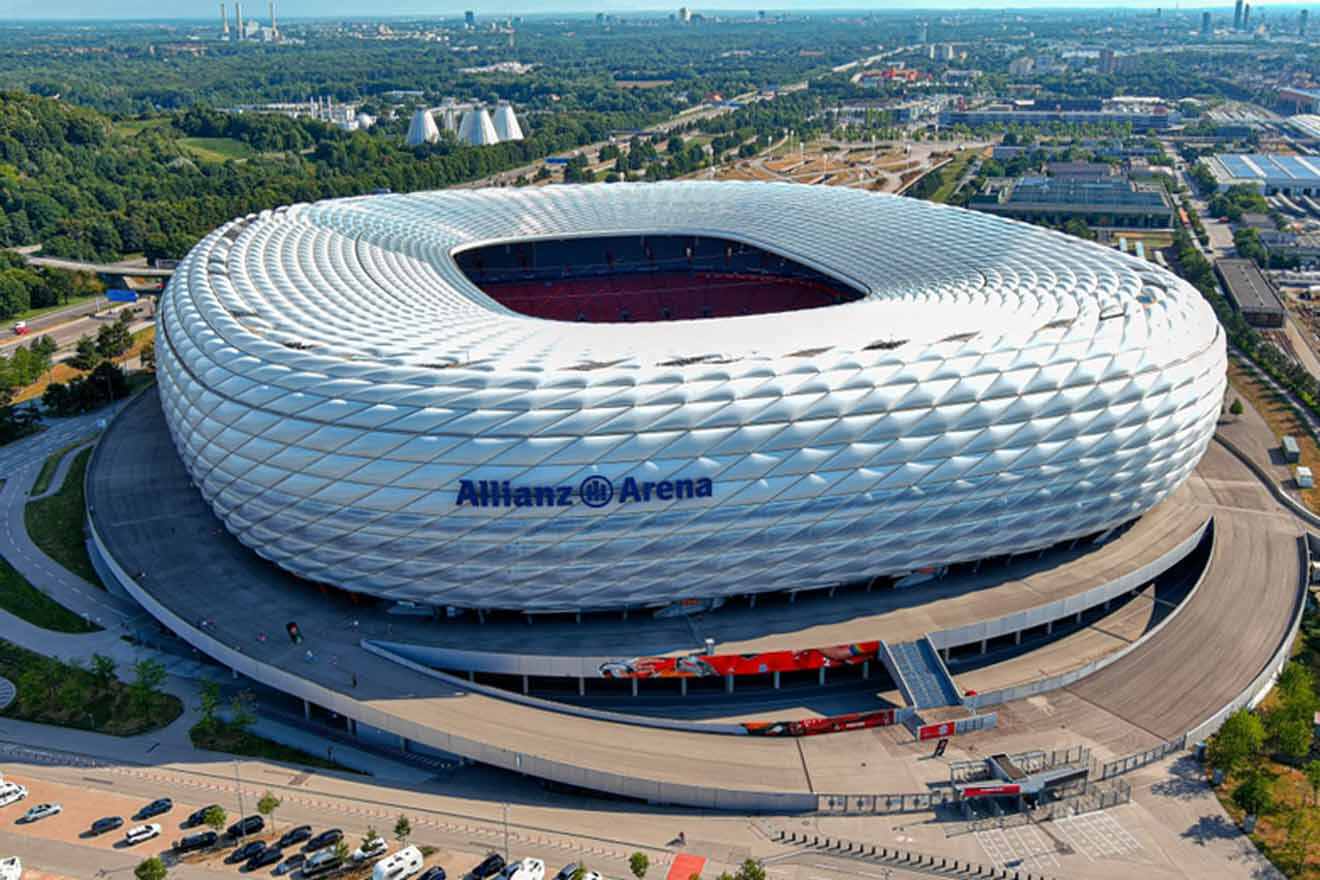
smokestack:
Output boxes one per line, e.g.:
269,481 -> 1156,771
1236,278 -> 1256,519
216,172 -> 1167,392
269,0 -> 276,33
221,2 -> 229,36
235,2 -> 242,39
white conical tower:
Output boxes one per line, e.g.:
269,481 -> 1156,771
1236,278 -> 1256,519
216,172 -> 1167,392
458,107 -> 500,145
492,103 -> 524,141
405,109 -> 440,146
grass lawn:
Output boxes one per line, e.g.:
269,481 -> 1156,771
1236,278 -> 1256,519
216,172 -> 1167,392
926,150 -> 977,204
112,117 -> 171,137
179,137 -> 255,163
0,640 -> 181,735
0,556 -> 99,633
24,447 -> 103,588
190,720 -> 362,773
31,439 -> 92,497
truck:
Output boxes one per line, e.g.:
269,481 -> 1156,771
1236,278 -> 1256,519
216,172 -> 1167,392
1283,435 -> 1301,463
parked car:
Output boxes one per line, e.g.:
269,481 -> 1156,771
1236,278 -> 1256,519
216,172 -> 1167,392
227,815 -> 265,838
134,798 -> 173,820
0,784 -> 27,808
173,830 -> 218,853
552,865 -> 579,880
184,804 -> 220,828
302,847 -> 343,879
471,853 -> 506,880
124,824 -> 162,846
501,858 -> 545,880
226,840 -> 266,864
245,846 -> 284,871
0,857 -> 19,880
303,828 -> 342,852
352,836 -> 388,863
19,803 -> 61,823
419,867 -> 447,880
273,853 -> 304,876
276,824 -> 312,848
11,322 -> 27,337
89,816 -> 124,835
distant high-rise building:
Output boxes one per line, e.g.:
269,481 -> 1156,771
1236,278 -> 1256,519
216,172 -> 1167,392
595,12 -> 604,25
1099,47 -> 1117,75
1234,0 -> 1244,30
465,9 -> 476,28
758,9 -> 766,20
1243,3 -> 1252,29
1302,9 -> 1310,36
1202,11 -> 1212,36
918,21 -> 929,43
678,6 -> 691,23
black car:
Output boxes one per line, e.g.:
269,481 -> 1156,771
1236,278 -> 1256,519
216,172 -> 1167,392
226,841 -> 266,864
273,853 -> 304,876
276,825 -> 312,848
173,831 -> 218,854
420,868 -> 447,880
89,816 -> 123,836
184,804 -> 221,828
245,846 -> 284,871
553,864 -> 579,880
134,798 -> 173,820
303,828 -> 342,852
471,853 -> 506,879
227,815 -> 265,838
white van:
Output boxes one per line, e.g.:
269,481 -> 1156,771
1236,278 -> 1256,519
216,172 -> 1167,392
124,823 -> 161,845
372,845 -> 424,880
0,783 -> 27,807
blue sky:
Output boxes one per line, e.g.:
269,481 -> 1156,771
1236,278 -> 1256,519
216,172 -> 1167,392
0,1 -> 1297,22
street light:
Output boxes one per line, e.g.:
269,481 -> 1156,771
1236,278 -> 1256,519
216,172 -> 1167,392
233,760 -> 246,838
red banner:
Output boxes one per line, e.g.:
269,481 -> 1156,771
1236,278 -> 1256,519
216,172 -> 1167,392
742,708 -> 897,737
598,641 -> 881,679
962,784 -> 1021,798
918,721 -> 957,741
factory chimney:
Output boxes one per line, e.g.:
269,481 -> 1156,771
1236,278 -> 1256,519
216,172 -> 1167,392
235,2 -> 243,39
269,0 -> 276,34
220,2 -> 229,37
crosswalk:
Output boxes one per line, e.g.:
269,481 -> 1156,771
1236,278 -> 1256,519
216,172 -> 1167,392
975,825 -> 1061,873
1054,811 -> 1142,860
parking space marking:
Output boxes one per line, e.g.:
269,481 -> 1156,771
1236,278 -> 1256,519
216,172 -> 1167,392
1054,811 -> 1142,860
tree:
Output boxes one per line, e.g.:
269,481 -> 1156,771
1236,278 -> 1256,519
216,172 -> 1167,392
393,814 -> 411,846
1208,708 -> 1265,776
230,690 -> 256,732
141,339 -> 156,372
197,680 -> 221,730
256,791 -> 280,833
1306,760 -> 1320,806
129,658 -> 166,715
629,852 -> 649,879
69,334 -> 102,371
362,826 -> 381,850
1273,714 -> 1314,763
1278,807 -> 1320,876
134,857 -> 167,880
1232,770 -> 1274,819
733,860 -> 766,880
202,805 -> 227,834
1228,398 -> 1244,417
90,653 -> 116,690
334,839 -> 351,862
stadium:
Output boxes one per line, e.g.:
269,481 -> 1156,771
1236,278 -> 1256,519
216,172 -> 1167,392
154,181 -> 1226,611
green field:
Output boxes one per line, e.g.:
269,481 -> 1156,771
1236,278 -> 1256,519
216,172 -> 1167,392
0,555 -> 99,633
179,136 -> 256,162
24,447 -> 103,588
112,117 -> 171,137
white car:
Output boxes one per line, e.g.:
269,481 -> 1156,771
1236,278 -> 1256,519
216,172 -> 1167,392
124,823 -> 162,845
0,856 -> 20,880
0,784 -> 26,808
352,836 -> 388,862
502,858 -> 546,880
19,803 -> 60,823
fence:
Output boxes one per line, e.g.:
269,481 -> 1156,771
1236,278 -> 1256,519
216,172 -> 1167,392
817,789 -> 961,815
1098,737 -> 1186,781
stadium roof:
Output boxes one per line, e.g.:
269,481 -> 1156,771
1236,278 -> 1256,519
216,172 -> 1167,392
174,182 -> 1201,374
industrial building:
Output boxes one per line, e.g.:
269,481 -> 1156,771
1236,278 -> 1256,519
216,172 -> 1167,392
405,103 -> 522,147
153,182 -> 1224,611
1215,258 -> 1286,327
968,175 -> 1175,229
1204,153 -> 1320,197
941,99 -> 1179,131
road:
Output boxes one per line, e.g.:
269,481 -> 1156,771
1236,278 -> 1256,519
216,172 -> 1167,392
19,254 -> 173,278
0,299 -> 154,360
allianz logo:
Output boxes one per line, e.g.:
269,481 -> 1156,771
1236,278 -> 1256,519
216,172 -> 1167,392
455,475 -> 714,509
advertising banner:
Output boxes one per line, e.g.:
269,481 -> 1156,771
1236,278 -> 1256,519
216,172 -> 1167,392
961,784 -> 1021,798
107,289 -> 139,303
598,640 -> 881,679
742,708 -> 897,738
917,721 -> 957,741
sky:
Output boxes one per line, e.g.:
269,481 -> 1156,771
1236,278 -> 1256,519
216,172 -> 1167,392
0,1 -> 1308,22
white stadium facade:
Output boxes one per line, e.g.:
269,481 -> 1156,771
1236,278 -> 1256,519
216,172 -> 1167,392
156,181 -> 1227,611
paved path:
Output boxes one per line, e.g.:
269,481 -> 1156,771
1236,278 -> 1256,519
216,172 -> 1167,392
27,441 -> 93,502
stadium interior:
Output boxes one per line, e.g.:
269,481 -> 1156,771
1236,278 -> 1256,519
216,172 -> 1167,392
454,233 -> 866,322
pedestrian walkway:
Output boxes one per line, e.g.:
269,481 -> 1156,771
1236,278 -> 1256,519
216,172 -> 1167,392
26,440 -> 94,502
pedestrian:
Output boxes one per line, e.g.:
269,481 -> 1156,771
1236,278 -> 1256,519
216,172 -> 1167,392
352,672 -> 358,688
